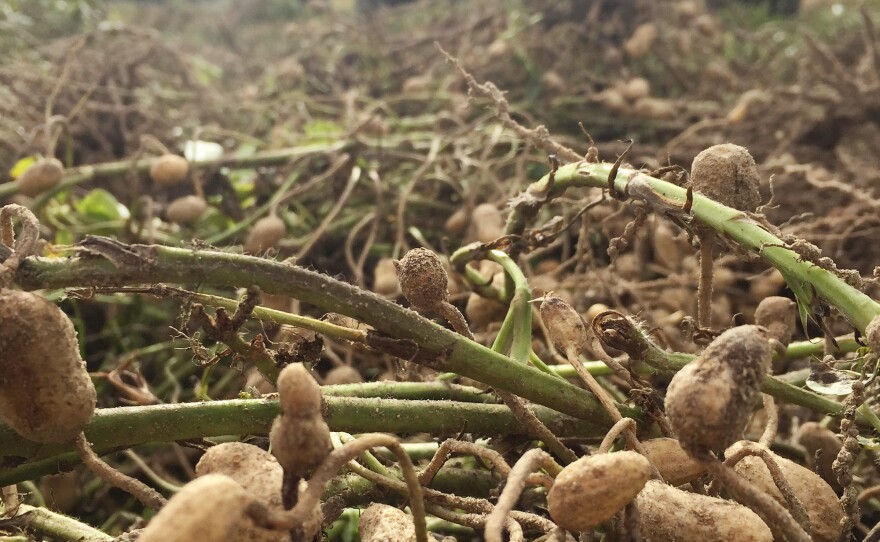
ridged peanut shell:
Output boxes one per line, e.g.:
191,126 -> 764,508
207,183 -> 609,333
637,480 -> 772,541
196,442 -> 291,542
394,248 -> 449,311
359,503 -> 417,542
137,474 -> 250,542
166,195 -> 207,225
690,143 -> 761,212
665,325 -> 771,454
547,451 -> 651,531
641,438 -> 705,486
726,441 -> 844,542
0,290 -> 96,443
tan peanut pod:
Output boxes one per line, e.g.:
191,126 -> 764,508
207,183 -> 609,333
245,215 -> 286,254
637,480 -> 772,541
690,144 -> 762,212
149,154 -> 189,186
866,315 -> 880,352
641,438 -> 705,486
0,290 -> 96,443
166,195 -> 208,225
539,294 -> 591,356
323,365 -> 363,385
623,23 -> 658,58
726,441 -> 844,542
796,422 -> 842,492
665,325 -> 772,455
359,503 -> 417,542
471,203 -> 503,243
372,257 -> 399,297
270,364 -> 331,477
547,451 -> 651,531
394,248 -> 449,311
754,296 -> 797,347
17,158 -> 64,197
137,474 -> 251,542
196,442 -> 291,542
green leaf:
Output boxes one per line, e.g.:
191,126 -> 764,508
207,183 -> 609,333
74,189 -> 128,221
778,267 -> 814,334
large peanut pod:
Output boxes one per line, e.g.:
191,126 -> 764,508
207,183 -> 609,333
359,503 -> 417,542
137,474 -> 250,542
196,442 -> 291,542
547,451 -> 651,531
726,441 -> 844,542
637,480 -> 772,541
641,438 -> 705,486
665,325 -> 772,454
0,290 -> 96,443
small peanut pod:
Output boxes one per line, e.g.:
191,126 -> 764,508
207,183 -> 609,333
0,290 -> 96,443
547,451 -> 651,531
665,325 -> 772,455
690,143 -> 762,212
149,154 -> 189,186
726,441 -> 844,542
270,364 -> 331,478
641,437 -> 705,486
637,480 -> 773,541
394,247 -> 450,312
359,503 -> 417,542
245,215 -> 287,254
137,474 -> 251,542
17,158 -> 64,197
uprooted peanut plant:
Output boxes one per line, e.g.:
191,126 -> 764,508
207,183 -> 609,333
2,1 -> 880,541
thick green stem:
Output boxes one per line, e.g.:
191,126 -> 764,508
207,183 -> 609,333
12,241 -> 633,427
0,396 -> 608,486
509,161 -> 880,333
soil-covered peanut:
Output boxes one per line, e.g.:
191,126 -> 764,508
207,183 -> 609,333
665,325 -> 771,454
641,437 -> 705,486
17,158 -> 64,197
796,422 -> 842,492
726,440 -> 844,542
372,257 -> 399,296
166,195 -> 208,225
245,215 -> 286,254
0,290 -> 96,443
637,480 -> 772,541
539,295 -> 590,355
359,503 -> 417,542
196,442 -> 291,542
690,143 -> 762,212
323,365 -> 363,385
547,451 -> 651,531
270,363 -> 331,477
471,203 -> 503,243
754,296 -> 796,346
137,474 -> 251,542
394,247 -> 449,311
149,154 -> 189,186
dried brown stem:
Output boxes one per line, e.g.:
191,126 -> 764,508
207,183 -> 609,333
247,434 -> 427,542
485,449 -> 561,542
697,232 -> 714,329
599,418 -> 638,454
73,433 -> 167,511
759,394 -> 778,447
701,452 -> 811,542
719,441 -> 812,538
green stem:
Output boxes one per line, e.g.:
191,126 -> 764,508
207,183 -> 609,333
514,161 -> 880,333
0,504 -> 111,542
0,396 -> 608,486
488,249 -> 532,365
0,143 -> 349,200
13,242 -> 632,427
